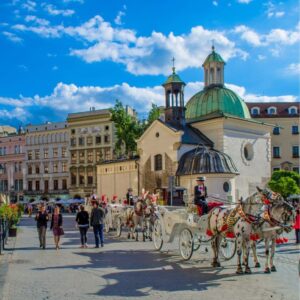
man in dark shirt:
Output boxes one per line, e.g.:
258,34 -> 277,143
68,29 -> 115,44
90,202 -> 105,248
194,177 -> 208,215
35,205 -> 49,249
126,188 -> 134,206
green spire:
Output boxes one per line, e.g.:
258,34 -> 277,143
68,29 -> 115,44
202,46 -> 225,66
162,57 -> 185,86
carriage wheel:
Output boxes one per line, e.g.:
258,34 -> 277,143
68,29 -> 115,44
115,217 -> 122,237
219,237 -> 237,261
152,219 -> 163,251
179,228 -> 194,261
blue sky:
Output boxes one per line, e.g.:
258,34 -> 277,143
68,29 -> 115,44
0,0 -> 299,127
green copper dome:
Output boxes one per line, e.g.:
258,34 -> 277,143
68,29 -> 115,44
186,86 -> 251,121
202,47 -> 225,66
163,67 -> 185,86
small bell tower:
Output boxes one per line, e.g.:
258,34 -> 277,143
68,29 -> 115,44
162,58 -> 186,128
203,46 -> 225,88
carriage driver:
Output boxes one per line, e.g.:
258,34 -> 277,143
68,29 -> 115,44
194,176 -> 208,215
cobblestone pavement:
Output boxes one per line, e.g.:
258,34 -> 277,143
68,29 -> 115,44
0,215 -> 299,300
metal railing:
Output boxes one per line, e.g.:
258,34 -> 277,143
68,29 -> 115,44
0,218 -> 9,254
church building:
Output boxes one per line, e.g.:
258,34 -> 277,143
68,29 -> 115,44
97,47 -> 274,203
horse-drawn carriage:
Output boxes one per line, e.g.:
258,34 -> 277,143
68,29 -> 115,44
152,204 -> 237,261
104,203 -> 129,234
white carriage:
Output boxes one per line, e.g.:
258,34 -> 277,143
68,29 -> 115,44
152,205 -> 237,261
104,203 -> 129,235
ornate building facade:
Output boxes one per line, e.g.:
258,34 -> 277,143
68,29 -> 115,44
67,108 -> 115,198
0,131 -> 25,203
24,122 -> 69,202
247,102 -> 300,174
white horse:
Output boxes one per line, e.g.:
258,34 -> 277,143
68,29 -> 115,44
248,199 -> 295,273
208,187 -> 277,274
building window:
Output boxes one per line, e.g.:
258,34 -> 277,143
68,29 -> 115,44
96,149 -> 102,162
53,163 -> 58,173
53,179 -> 59,190
154,154 -> 163,171
70,137 -> 76,147
62,162 -> 67,172
28,181 -> 32,191
87,150 -> 93,163
273,147 -> 280,158
267,107 -> 277,115
28,165 -> 32,175
14,145 -> 19,154
62,179 -> 67,190
105,125 -> 109,131
251,107 -> 260,115
71,129 -> 76,135
71,152 -> 77,164
87,136 -> 93,146
95,136 -> 101,144
35,165 -> 40,174
19,162 -> 22,172
71,170 -> 76,185
53,148 -> 58,158
293,167 -> 300,174
0,148 -> 2,156
44,149 -> 48,159
288,107 -> 298,115
104,135 -> 110,143
28,150 -> 32,160
35,150 -> 40,160
62,147 -> 67,158
79,168 -> 84,185
44,180 -> 49,192
19,179 -> 23,191
36,180 -> 40,191
273,167 -> 280,172
15,162 -> 18,172
78,137 -> 85,146
273,127 -> 280,135
87,168 -> 93,185
79,151 -> 85,163
292,146 -> 299,158
292,125 -> 299,135
44,164 -> 49,174
243,143 -> 254,161
104,148 -> 111,160
14,179 -> 19,191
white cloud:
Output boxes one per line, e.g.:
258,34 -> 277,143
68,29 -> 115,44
52,66 -> 58,71
44,4 -> 75,17
275,11 -> 285,18
257,54 -> 266,60
234,25 -> 261,46
212,1 -> 218,7
233,23 -> 300,47
22,0 -> 36,12
2,31 -> 23,43
285,63 -> 300,76
25,15 -> 50,26
265,2 -> 285,18
115,11 -> 125,25
63,0 -> 84,3
237,0 -> 252,3
0,81 -> 298,124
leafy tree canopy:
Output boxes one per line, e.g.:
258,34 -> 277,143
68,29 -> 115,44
268,170 -> 300,199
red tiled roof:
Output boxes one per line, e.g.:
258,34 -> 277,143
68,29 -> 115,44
246,102 -> 300,118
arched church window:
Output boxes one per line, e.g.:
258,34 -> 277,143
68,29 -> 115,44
154,154 -> 162,171
210,68 -> 214,84
217,68 -> 221,83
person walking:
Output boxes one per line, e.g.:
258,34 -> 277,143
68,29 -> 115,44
194,176 -> 208,215
76,205 -> 90,248
126,188 -> 134,205
294,206 -> 300,244
35,205 -> 49,249
90,202 -> 105,248
50,206 -> 64,250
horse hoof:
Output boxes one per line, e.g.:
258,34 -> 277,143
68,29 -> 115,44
271,266 -> 277,272
127,235 -> 130,239
264,267 -> 271,274
211,261 -> 221,268
255,262 -> 261,268
244,267 -> 252,274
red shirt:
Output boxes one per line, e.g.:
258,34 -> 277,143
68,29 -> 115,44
294,213 -> 300,230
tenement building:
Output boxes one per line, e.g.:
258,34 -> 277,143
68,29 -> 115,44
67,108 -> 115,198
247,102 -> 300,174
24,122 -> 69,202
0,129 -> 25,203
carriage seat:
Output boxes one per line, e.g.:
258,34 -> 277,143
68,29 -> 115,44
196,201 -> 224,216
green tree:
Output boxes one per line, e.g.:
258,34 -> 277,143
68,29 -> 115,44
146,103 -> 161,127
109,100 -> 142,157
268,170 -> 300,199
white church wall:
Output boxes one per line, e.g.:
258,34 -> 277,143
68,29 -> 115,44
223,120 -> 272,200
